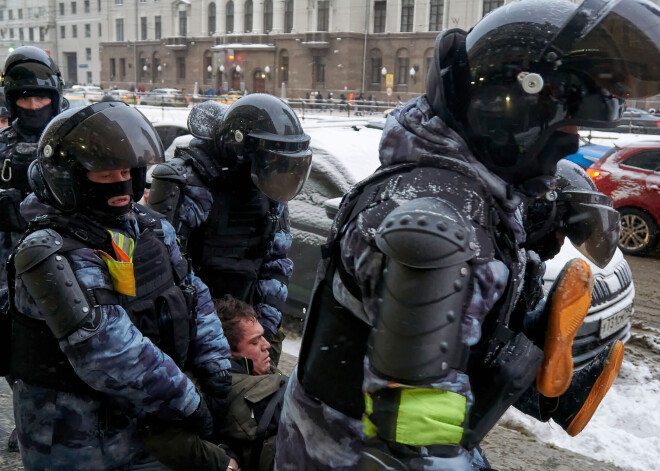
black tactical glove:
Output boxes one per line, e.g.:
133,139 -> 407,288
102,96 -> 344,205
199,369 -> 232,424
179,393 -> 214,440
0,188 -> 27,233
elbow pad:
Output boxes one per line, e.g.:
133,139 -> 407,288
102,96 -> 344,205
371,198 -> 477,384
148,160 -> 188,223
14,229 -> 93,339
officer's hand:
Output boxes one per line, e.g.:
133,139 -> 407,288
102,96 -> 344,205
180,393 -> 214,440
227,458 -> 240,470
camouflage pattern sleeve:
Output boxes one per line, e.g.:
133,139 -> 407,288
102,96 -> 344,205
178,183 -> 213,231
255,202 -> 293,337
161,219 -> 232,376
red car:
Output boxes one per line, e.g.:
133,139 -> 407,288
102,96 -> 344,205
587,139 -> 660,255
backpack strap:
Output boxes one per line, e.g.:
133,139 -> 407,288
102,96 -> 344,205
248,381 -> 288,470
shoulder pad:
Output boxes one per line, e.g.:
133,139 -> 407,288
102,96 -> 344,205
151,158 -> 190,182
14,229 -> 64,275
375,197 -> 477,269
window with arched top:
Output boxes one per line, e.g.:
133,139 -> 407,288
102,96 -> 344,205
279,49 -> 289,83
226,1 -> 234,33
424,47 -> 434,80
204,51 -> 213,84
208,3 -> 216,35
284,0 -> 294,33
245,0 -> 253,33
401,0 -> 414,32
370,48 -> 382,84
264,0 -> 273,33
396,48 -> 410,85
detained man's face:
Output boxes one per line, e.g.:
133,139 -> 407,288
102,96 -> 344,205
0,117 -> 8,128
234,318 -> 271,376
86,168 -> 132,207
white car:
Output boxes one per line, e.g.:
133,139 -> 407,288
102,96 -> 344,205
140,88 -> 188,107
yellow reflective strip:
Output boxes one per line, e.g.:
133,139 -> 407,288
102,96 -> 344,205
395,388 -> 466,446
363,394 -> 378,438
106,230 -> 134,262
98,249 -> 136,296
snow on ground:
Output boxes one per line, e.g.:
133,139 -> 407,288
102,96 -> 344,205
501,359 -> 660,471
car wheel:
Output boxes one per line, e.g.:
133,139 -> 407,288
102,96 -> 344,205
618,208 -> 659,256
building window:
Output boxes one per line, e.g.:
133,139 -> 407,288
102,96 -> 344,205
429,0 -> 443,31
483,0 -> 504,16
313,56 -> 326,84
110,58 -> 116,79
245,0 -> 253,32
208,3 -> 216,35
84,0 -> 90,13
264,0 -> 273,32
8,10 -> 13,20
72,25 -> 77,38
39,7 -> 46,16
370,52 -> 382,84
116,0 -> 123,5
141,16 -> 147,40
396,53 -> 410,85
0,11 -> 3,21
19,29 -> 24,41
226,1 -> 234,33
60,25 -> 66,38
204,53 -> 213,83
39,27 -> 45,41
87,71 -> 92,83
284,0 -> 293,33
374,1 -> 386,33
317,1 -> 329,32
29,28 -> 34,41
279,50 -> 289,83
71,2 -> 76,14
177,56 -> 186,81
119,58 -> 126,78
86,47 -> 91,61
401,0 -> 413,32
59,3 -> 64,15
98,23 -> 102,36
140,57 -> 148,78
9,28 -> 14,39
98,0 -> 101,11
116,18 -> 124,41
18,8 -> 22,19
85,23 -> 91,37
179,10 -> 187,36
155,16 -> 161,39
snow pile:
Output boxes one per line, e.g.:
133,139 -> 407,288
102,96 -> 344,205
501,359 -> 660,471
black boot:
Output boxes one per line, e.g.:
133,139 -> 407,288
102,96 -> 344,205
550,340 -> 624,436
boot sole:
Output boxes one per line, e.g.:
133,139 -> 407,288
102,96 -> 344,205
536,259 -> 594,398
565,340 -> 624,437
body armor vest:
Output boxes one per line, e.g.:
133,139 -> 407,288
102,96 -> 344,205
0,125 -> 39,233
298,157 -> 525,420
7,207 -> 195,394
181,145 -> 279,302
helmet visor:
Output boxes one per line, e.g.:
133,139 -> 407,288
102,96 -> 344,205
251,147 -> 312,202
57,104 -> 164,170
3,61 -> 60,91
560,191 -> 621,268
546,0 -> 660,100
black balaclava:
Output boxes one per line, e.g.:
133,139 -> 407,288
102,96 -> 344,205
15,90 -> 56,134
76,169 -> 134,225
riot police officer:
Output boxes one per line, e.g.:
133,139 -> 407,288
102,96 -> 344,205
148,95 -> 312,364
0,46 -> 66,289
0,88 -> 10,128
6,102 -> 233,470
275,0 -> 660,469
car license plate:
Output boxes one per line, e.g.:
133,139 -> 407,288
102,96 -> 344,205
599,304 -> 633,339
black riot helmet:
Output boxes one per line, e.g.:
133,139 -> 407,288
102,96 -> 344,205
526,160 -> 620,268
218,93 -> 312,202
0,88 -> 9,120
431,0 -> 660,185
1,46 -> 65,120
30,102 -> 164,213
187,99 -> 229,140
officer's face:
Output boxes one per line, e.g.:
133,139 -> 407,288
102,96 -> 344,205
86,168 -> 132,207
234,318 -> 271,376
16,96 -> 51,110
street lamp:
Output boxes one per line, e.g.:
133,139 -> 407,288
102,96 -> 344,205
235,65 -> 242,73
207,65 -> 212,73
381,66 -> 387,76
409,66 -> 416,83
264,65 -> 271,78
219,64 -> 225,72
